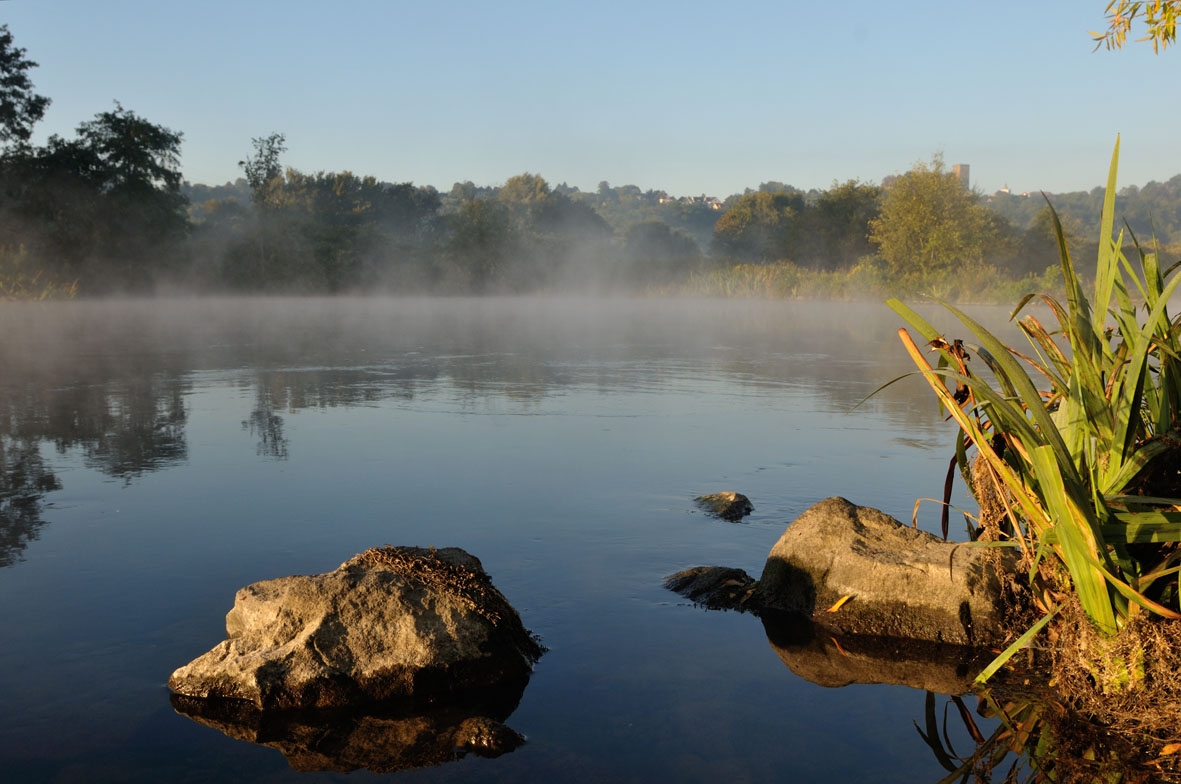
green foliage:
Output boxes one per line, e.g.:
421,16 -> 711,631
870,154 -> 1003,276
0,25 -> 50,150
711,190 -> 805,261
239,132 -> 286,208
0,246 -> 76,300
0,103 -> 188,290
890,140 -> 1181,680
810,180 -> 883,269
621,221 -> 702,284
687,259 -> 1061,301
1094,0 -> 1180,51
498,172 -> 550,205
444,198 -> 516,291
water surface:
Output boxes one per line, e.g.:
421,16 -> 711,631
0,297 -> 1006,781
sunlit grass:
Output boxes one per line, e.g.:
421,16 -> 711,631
0,246 -> 78,301
685,259 -> 1062,303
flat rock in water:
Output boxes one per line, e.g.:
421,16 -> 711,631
694,492 -> 753,521
169,546 -> 543,710
754,497 -> 1017,646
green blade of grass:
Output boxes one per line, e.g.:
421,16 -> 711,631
975,605 -> 1060,685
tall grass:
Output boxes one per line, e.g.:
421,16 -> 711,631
890,138 -> 1181,682
686,259 -> 1061,302
0,246 -> 77,300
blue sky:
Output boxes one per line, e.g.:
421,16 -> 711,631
2,1 -> 1175,196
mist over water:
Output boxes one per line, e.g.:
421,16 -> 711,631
0,296 -> 1019,781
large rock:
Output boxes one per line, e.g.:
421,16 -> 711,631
755,497 -> 1017,646
169,546 -> 543,709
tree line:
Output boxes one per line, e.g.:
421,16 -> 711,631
1,23 -> 1179,297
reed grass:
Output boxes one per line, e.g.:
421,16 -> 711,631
0,246 -> 77,300
685,259 -> 1061,303
889,138 -> 1181,684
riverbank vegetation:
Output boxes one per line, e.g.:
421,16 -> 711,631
893,140 -> 1181,774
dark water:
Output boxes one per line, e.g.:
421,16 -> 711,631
0,297 -> 1009,782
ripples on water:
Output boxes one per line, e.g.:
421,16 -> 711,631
0,297 -> 1023,781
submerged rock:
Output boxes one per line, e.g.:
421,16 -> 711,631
663,566 -> 758,610
169,546 -> 543,710
755,497 -> 1016,646
171,680 -> 528,774
694,492 -> 753,521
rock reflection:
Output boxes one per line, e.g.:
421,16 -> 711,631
170,679 -> 529,774
761,611 -> 995,695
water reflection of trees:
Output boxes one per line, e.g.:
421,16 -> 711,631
0,370 -> 190,565
243,384 -> 289,460
0,297 -> 1004,565
0,437 -> 61,567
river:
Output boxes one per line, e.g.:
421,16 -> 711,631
0,296 -> 1019,782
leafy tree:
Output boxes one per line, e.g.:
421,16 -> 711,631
869,155 -> 1000,276
0,25 -> 50,150
1011,203 -> 1092,277
445,198 -> 516,290
0,103 -> 188,288
1093,1 -> 1179,51
532,192 -> 611,239
597,180 -> 617,204
449,180 -> 477,203
239,132 -> 286,208
499,172 -> 550,205
73,103 -> 184,194
621,220 -> 701,283
712,190 -> 805,261
812,179 -> 882,269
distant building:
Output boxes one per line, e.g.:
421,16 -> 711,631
953,164 -> 970,189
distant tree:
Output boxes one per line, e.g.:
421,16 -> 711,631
449,180 -> 477,204
597,180 -> 617,203
1093,1 -> 1179,51
812,180 -> 882,268
0,104 -> 189,288
239,132 -> 286,207
622,220 -> 701,283
712,190 -> 805,261
446,198 -> 516,290
869,155 -> 1000,276
0,25 -> 50,150
532,192 -> 611,239
73,103 -> 184,195
499,172 -> 550,205
1011,203 -> 1090,276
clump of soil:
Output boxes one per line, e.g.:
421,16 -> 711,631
965,452 -> 1181,777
